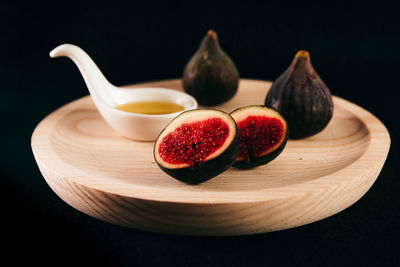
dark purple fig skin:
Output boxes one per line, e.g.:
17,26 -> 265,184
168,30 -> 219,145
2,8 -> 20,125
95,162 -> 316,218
265,51 -> 333,139
154,110 -> 240,184
183,30 -> 239,106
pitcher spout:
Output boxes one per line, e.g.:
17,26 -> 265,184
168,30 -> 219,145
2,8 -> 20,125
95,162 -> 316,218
50,44 -> 114,106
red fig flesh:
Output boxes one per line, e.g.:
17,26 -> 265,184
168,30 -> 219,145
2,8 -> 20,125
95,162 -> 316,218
154,109 -> 240,184
230,106 -> 288,169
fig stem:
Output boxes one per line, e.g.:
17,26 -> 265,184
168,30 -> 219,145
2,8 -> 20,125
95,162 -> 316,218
199,29 -> 220,53
295,50 -> 310,59
207,29 -> 217,39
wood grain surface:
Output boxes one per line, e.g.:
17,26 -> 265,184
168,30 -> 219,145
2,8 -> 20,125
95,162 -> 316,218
31,79 -> 390,236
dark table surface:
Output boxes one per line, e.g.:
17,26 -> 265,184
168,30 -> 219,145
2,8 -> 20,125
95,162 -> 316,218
2,2 -> 399,266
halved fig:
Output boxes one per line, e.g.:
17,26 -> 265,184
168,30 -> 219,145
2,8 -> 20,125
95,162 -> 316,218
154,109 -> 240,184
230,105 -> 288,169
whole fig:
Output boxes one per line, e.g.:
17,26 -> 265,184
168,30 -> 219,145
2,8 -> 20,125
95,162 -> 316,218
265,50 -> 333,139
183,30 -> 239,106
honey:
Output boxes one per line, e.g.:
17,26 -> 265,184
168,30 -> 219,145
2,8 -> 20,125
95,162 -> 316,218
114,101 -> 184,115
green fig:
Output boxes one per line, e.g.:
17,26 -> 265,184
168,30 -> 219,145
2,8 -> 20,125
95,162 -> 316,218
183,30 -> 239,106
265,50 -> 334,139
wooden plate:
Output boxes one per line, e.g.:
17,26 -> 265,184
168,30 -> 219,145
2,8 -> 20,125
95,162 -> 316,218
31,79 -> 390,236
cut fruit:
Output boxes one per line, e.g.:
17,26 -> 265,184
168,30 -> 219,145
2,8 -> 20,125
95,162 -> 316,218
154,109 -> 240,184
230,105 -> 288,169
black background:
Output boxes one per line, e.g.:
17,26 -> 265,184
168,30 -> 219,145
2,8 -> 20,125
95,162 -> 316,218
2,1 -> 399,266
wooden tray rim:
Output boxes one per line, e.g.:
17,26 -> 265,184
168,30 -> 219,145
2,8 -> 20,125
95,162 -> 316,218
31,79 -> 391,204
